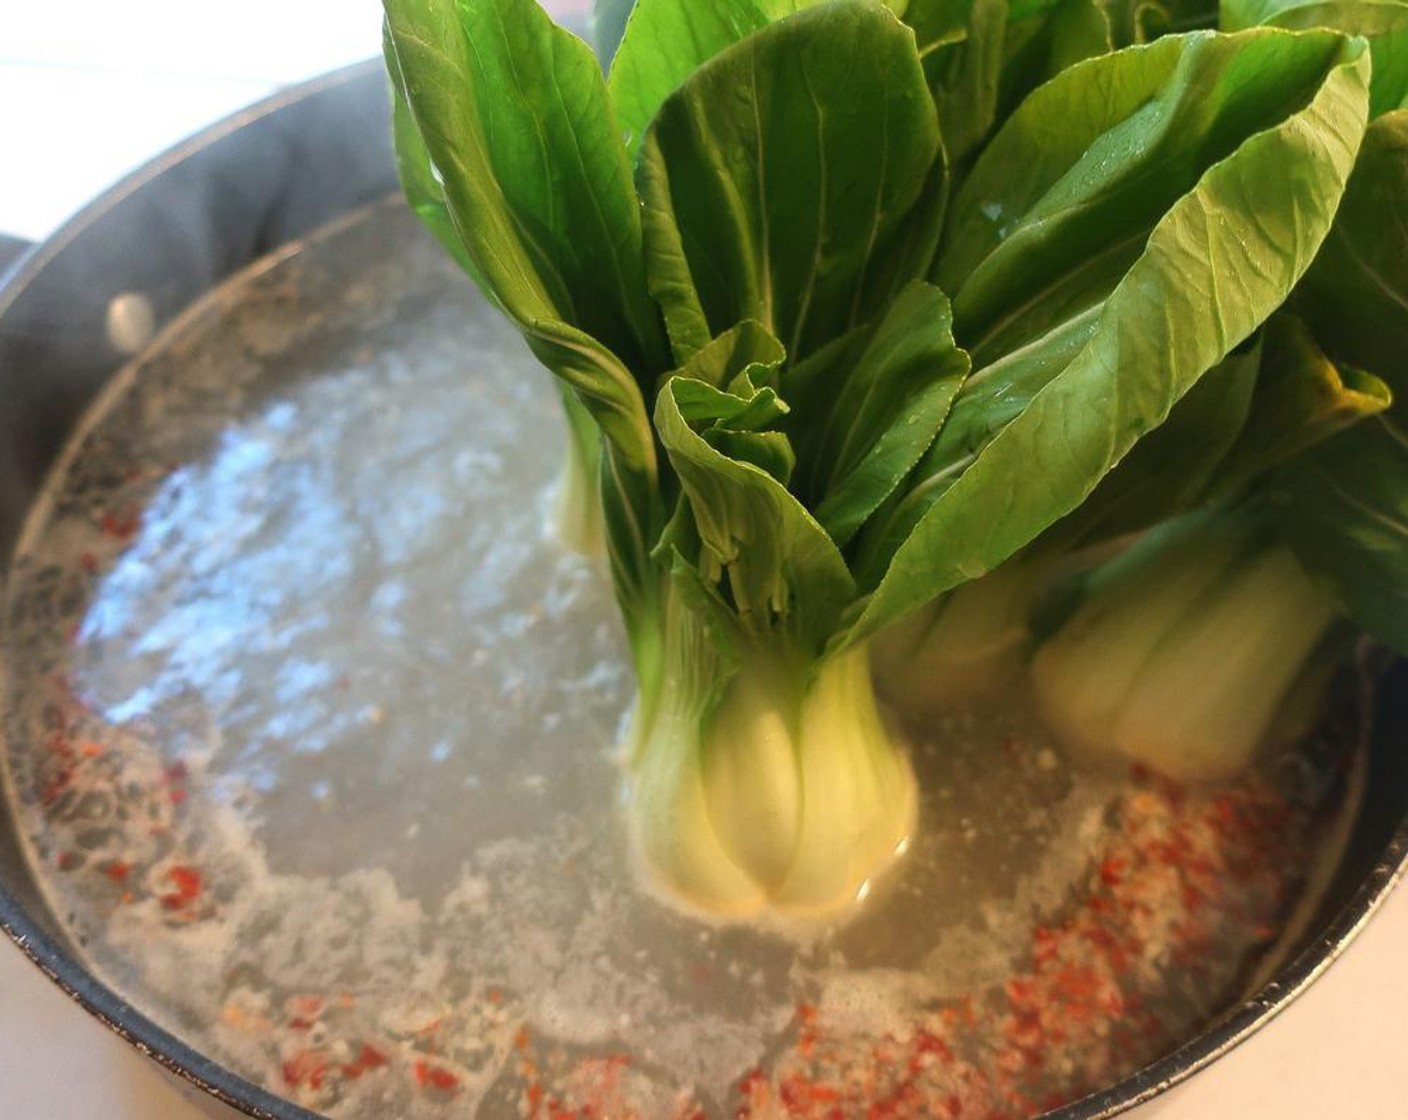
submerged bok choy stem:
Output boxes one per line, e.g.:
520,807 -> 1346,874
628,583 -> 916,917
871,556 -> 1056,714
1031,510 -> 1340,782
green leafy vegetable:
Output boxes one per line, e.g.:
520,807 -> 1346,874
1272,415 -> 1408,650
785,283 -> 971,547
1213,315 -> 1391,493
1271,111 -> 1408,649
850,29 -> 1370,640
608,0 -> 770,161
637,2 -> 944,363
387,0 -> 1398,915
918,0 -> 1011,167
1222,0 -> 1408,116
1046,340 -> 1264,548
999,0 -> 1112,119
1111,0 -> 1220,43
1030,106 -> 1406,785
1296,109 -> 1408,377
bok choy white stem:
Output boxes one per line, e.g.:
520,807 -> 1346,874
1031,510 -> 1340,782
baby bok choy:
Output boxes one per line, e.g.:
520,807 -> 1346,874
383,0 -> 1369,917
1032,110 -> 1408,782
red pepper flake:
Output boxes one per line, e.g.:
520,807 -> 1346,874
914,1031 -> 954,1064
1099,856 -> 1127,886
159,864 -> 203,911
712,780 -> 1305,1120
79,551 -> 99,575
1004,1011 -> 1043,1051
1004,976 -> 1036,1007
102,860 -> 132,882
736,1069 -> 770,1118
56,851 -> 81,871
342,1043 -> 389,1080
412,1060 -> 460,1093
282,1050 -> 329,1090
286,994 -> 323,1021
514,1025 -> 532,1052
99,509 -> 141,541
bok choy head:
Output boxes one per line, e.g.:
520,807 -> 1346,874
383,0 -> 1371,917
1031,111 -> 1408,784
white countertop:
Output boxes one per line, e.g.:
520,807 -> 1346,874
2,3 -> 1406,1117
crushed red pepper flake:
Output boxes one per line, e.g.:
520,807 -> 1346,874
341,1042 -> 390,1080
412,1059 -> 461,1093
282,1050 -> 330,1091
98,508 -> 141,541
159,864 -> 203,911
715,775 -> 1304,1120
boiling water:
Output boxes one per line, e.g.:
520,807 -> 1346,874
1,203 -> 1363,1119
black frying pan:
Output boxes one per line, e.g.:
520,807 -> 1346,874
0,59 -> 1405,1120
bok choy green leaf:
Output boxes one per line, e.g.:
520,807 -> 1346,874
385,0 -> 1383,917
